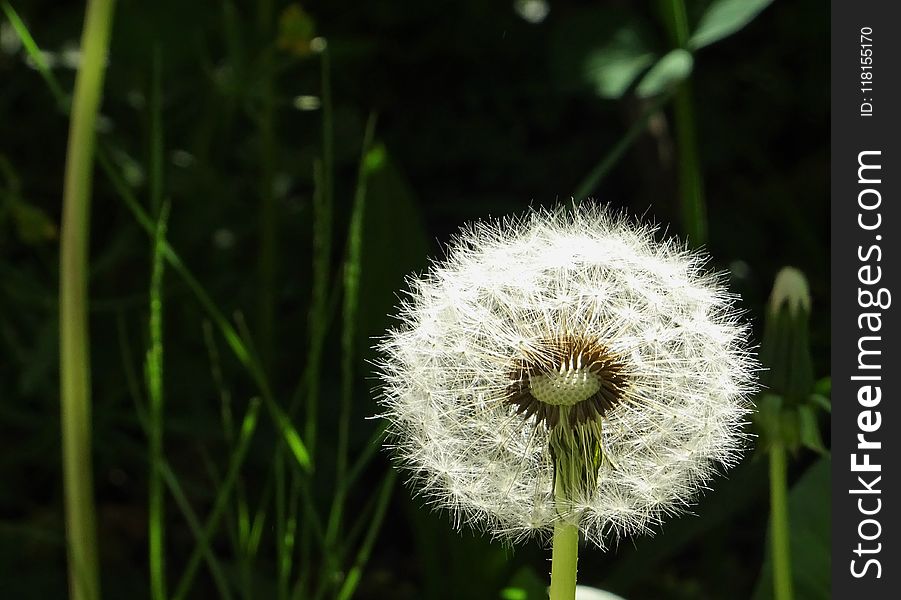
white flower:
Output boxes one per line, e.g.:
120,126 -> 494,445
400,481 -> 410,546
375,203 -> 756,547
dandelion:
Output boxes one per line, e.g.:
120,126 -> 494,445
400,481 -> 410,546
375,203 -> 756,598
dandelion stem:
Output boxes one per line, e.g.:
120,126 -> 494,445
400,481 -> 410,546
769,443 -> 794,600
549,519 -> 579,600
59,0 -> 116,598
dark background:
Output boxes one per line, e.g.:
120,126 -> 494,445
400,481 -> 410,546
1,1 -> 828,598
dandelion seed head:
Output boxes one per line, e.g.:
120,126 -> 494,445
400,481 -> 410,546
375,203 -> 756,548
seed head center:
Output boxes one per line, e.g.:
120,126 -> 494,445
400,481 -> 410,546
529,367 -> 601,407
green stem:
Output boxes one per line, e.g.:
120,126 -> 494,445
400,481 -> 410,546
573,93 -> 671,203
769,443 -> 794,600
672,84 -> 706,246
661,0 -> 707,247
257,0 -> 277,371
549,519 -> 579,600
147,204 -> 169,600
59,1 -> 116,599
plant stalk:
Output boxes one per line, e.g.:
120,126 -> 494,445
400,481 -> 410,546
59,1 -> 116,599
549,519 -> 579,600
661,0 -> 707,247
769,443 -> 794,600
257,0 -> 277,372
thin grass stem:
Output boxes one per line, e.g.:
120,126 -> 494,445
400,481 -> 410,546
58,1 -> 116,598
326,112 -> 378,559
147,203 -> 169,600
332,471 -> 395,600
172,398 -> 263,600
257,0 -> 278,370
573,93 -> 672,202
0,1 -> 69,108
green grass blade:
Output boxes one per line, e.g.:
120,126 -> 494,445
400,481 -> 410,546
306,41 -> 335,458
574,92 -> 671,202
159,464 -> 233,600
202,320 -> 234,442
146,202 -> 170,600
269,398 -> 313,471
112,324 -> 234,600
256,0 -> 278,371
57,1 -> 117,598
333,472 -> 396,600
172,397 -> 262,600
327,112 -> 378,549
148,47 -> 164,217
96,149 -> 313,474
0,1 -> 69,108
343,422 -> 388,494
246,475 -> 272,560
305,159 -> 329,455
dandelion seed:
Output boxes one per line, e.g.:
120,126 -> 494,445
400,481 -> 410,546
375,203 -> 756,595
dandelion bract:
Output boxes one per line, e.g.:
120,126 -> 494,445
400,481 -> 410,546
376,203 -> 756,548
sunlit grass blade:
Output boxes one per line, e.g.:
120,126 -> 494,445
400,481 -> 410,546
118,315 -> 234,600
159,463 -> 233,600
269,397 -> 313,471
297,156 -> 330,598
306,40 -> 335,457
246,475 -> 273,560
172,397 -> 262,600
95,148 -> 313,475
327,112 -> 378,551
343,422 -> 388,494
146,202 -> 169,600
0,1 -> 69,108
333,472 -> 396,600
56,1 -> 117,598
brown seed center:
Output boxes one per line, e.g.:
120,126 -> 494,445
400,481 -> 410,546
505,335 -> 629,429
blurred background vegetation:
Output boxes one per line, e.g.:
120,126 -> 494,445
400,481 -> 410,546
1,0 -> 828,598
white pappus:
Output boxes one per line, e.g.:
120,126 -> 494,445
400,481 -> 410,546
375,203 -> 757,548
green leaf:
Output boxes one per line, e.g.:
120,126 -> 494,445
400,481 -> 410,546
267,400 -> 312,472
277,3 -> 317,56
798,404 -> 827,455
635,49 -> 693,98
356,153 -> 429,356
753,457 -> 831,600
689,0 -> 776,50
10,201 -> 58,244
752,393 -> 782,447
583,31 -> 657,98
501,567 -> 546,600
814,376 -> 832,397
549,7 -> 657,99
809,393 -> 831,414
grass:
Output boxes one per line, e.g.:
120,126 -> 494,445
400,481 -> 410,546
1,0 -> 817,597
6,5 -> 393,595
57,0 -> 117,598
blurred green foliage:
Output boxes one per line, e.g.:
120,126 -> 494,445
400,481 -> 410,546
1,0 -> 828,598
